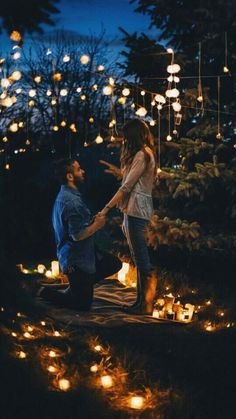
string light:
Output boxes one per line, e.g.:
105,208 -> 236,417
58,378 -> 71,391
80,54 -> 90,65
63,54 -> 70,63
97,65 -> 105,71
130,396 -> 145,410
101,375 -> 113,389
10,70 -> 22,81
34,75 -> 41,83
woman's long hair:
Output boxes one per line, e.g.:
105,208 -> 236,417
121,119 -> 156,170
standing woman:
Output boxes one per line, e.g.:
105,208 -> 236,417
99,119 -> 157,315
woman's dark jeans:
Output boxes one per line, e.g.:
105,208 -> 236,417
122,214 -> 151,275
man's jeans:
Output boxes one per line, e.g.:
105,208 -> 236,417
122,214 -> 151,275
40,252 -> 122,310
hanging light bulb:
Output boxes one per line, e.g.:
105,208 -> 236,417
109,77 -> 115,86
51,99 -> 57,106
18,122 -> 24,128
122,88 -> 130,96
197,95 -> 203,102
53,125 -> 59,132
92,84 -> 98,91
15,88 -> 22,94
216,132 -> 222,140
167,48 -> 174,54
135,107 -> 147,117
103,85 -> 113,95
1,78 -> 11,88
26,139 -> 30,145
29,89 -> 36,97
172,101 -> 182,112
166,135 -> 172,141
5,163 -> 10,170
46,89 -> 52,96
166,88 -> 179,98
140,90 -> 145,96
97,64 -> 105,71
174,76 -> 180,83
34,75 -> 41,83
154,94 -> 166,104
89,117 -> 94,123
80,94 -> 86,101
80,54 -> 90,65
173,129 -> 178,135
149,119 -> 156,126
53,72 -> 62,81
157,104 -> 163,110
63,54 -> 70,63
118,97 -> 126,105
223,66 -> 229,73
60,89 -> 68,96
9,123 -> 18,132
70,123 -> 77,132
2,136 -> 8,143
131,103 -> 135,109
95,135 -> 103,144
60,121 -> 66,127
58,379 -> 71,391
151,100 -> 156,106
10,70 -> 22,81
167,75 -> 174,82
167,64 -> 181,74
76,87 -> 82,93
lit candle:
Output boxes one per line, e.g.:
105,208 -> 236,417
164,293 -> 175,312
152,309 -> 160,319
58,378 -> 71,391
37,264 -> 46,274
118,262 -> 129,284
101,375 -> 113,388
130,396 -> 144,410
51,261 -> 60,277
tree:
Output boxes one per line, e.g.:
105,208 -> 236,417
0,0 -> 59,34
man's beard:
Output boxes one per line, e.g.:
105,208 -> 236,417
73,175 -> 84,188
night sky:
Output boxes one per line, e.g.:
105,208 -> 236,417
0,0 -> 159,55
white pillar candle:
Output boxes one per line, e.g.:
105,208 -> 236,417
51,261 -> 60,277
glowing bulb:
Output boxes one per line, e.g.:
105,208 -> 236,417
118,97 -> 126,105
45,270 -> 52,278
103,85 -> 113,95
16,88 -> 22,94
151,100 -> 156,106
37,264 -> 46,274
109,77 -> 115,86
206,300 -> 212,306
60,121 -> 66,127
167,48 -> 174,54
1,78 -> 10,88
172,101 -> 182,112
130,396 -> 144,410
173,129 -> 178,135
63,54 -> 70,63
11,332 -> 17,337
3,137 -> 8,142
174,76 -> 180,83
60,89 -> 68,96
167,75 -> 174,82
95,135 -> 103,144
23,332 -> 31,338
70,123 -> 77,132
47,365 -> 57,373
216,132 -> 222,140
53,126 -> 59,132
58,378 -> 71,391
223,66 -> 229,73
97,64 -> 105,71
80,54 -> 90,65
27,326 -> 33,332
28,100 -> 35,107
90,364 -> 98,373
154,94 -> 166,104
18,351 -> 26,359
89,117 -> 94,123
76,87 -> 82,93
5,163 -> 10,170
46,48 -> 52,56
122,88 -> 130,96
131,103 -> 135,109
166,135 -> 172,142
135,107 -> 147,117
167,64 -> 181,74
92,84 -> 98,91
51,99 -> 57,106
54,331 -> 61,337
10,31 -> 22,42
49,350 -> 56,358
18,122 -> 24,128
53,73 -> 62,81
29,89 -> 36,97
9,123 -> 18,132
41,321 -> 46,326
10,70 -> 22,81
46,89 -> 52,96
197,95 -> 203,102
101,375 -> 113,388
34,75 -> 41,83
150,119 -> 156,126
157,104 -> 163,110
94,345 -> 102,352
140,90 -> 145,96
80,94 -> 86,101
2,97 -> 13,107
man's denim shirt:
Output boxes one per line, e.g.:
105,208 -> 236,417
52,185 -> 96,274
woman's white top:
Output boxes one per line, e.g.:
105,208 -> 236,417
118,147 -> 155,220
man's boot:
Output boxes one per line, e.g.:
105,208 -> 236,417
123,270 -> 157,315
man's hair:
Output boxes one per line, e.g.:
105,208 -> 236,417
54,158 -> 76,184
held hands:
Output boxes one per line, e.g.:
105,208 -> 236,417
99,160 -> 122,180
93,213 -> 106,230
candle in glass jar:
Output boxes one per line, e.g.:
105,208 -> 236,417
51,261 -> 60,277
164,293 -> 175,312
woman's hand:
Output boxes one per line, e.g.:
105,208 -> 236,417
99,160 -> 122,180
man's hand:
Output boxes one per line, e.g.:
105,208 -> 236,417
99,160 -> 122,180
